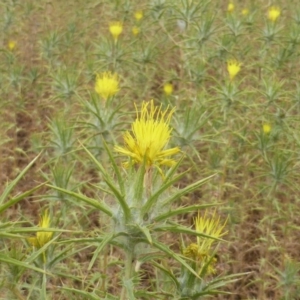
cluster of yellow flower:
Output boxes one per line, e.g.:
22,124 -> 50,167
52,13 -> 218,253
227,2 -> 281,22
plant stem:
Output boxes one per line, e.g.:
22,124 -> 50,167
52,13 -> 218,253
41,262 -> 47,300
120,248 -> 134,300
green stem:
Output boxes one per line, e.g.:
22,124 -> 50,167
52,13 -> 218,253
41,262 -> 47,300
120,249 -> 134,300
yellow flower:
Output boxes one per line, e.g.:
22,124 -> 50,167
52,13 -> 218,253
242,8 -> 249,16
28,210 -> 53,248
115,100 -> 180,170
195,210 -> 227,253
132,26 -> 140,36
183,243 -> 217,274
95,72 -> 119,100
109,22 -> 123,41
227,59 -> 241,81
183,210 -> 227,274
163,83 -> 173,96
8,40 -> 16,51
227,2 -> 234,13
268,6 -> 280,22
263,123 -> 271,134
134,10 -> 143,21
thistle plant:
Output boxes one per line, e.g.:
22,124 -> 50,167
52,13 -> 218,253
227,59 -> 241,81
109,22 -> 123,43
262,6 -> 282,44
227,2 -> 235,14
178,210 -> 232,298
28,210 -> 54,263
172,102 -> 209,162
163,83 -> 173,96
48,100 -> 233,299
8,40 -> 16,51
3,1 -> 300,298
0,155 -> 49,297
268,6 -> 281,23
51,67 -> 79,102
80,71 -> 124,150
256,123 -> 273,158
39,30 -> 61,65
213,59 -> 242,119
94,72 -> 120,101
47,116 -> 75,160
134,10 -> 143,22
26,209 -> 73,300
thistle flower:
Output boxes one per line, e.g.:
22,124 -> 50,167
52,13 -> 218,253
115,100 -> 180,170
28,210 -> 53,248
95,72 -> 119,100
132,26 -> 140,36
268,6 -> 280,22
183,210 -> 227,274
227,59 -> 241,81
134,10 -> 143,21
163,83 -> 173,96
195,210 -> 228,252
8,40 -> 16,51
109,22 -> 123,41
263,123 -> 271,134
242,8 -> 249,16
227,2 -> 235,13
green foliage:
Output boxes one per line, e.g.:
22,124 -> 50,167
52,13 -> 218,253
1,0 -> 300,299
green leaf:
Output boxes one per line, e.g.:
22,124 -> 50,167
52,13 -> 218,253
103,139 -> 125,194
88,233 -> 115,270
0,152 -> 41,205
141,169 -> 189,215
191,272 -> 247,297
26,235 -> 60,265
151,261 -> 180,289
164,156 -> 184,182
134,224 -> 152,245
80,142 -> 131,221
0,183 -> 45,214
154,222 -> 224,242
0,254 -> 48,275
151,240 -> 200,280
60,287 -> 101,300
46,185 -> 113,217
154,203 -> 219,222
162,174 -> 215,207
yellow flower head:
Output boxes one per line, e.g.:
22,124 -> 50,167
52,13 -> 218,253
183,210 -> 227,275
109,22 -> 123,41
227,2 -> 235,13
95,72 -> 119,100
268,6 -> 280,22
227,59 -> 241,81
183,243 -> 217,274
134,10 -> 143,21
263,123 -> 271,134
132,26 -> 140,36
242,8 -> 249,16
28,210 -> 53,248
115,100 -> 180,170
195,210 -> 228,253
8,40 -> 16,51
163,83 -> 173,96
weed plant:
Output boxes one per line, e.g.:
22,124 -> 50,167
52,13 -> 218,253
1,0 -> 300,299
